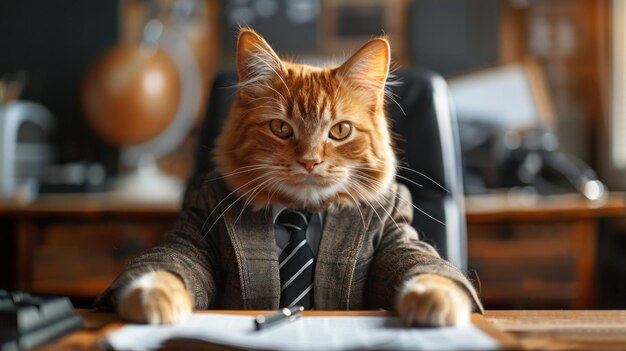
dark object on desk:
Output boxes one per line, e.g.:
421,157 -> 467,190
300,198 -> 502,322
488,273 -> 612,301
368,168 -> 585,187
460,123 -> 606,200
39,162 -> 107,194
254,306 -> 303,331
0,290 -> 82,351
497,128 -> 605,200
196,69 -> 468,270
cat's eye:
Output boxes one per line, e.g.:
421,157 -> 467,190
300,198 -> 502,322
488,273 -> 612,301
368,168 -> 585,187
329,122 -> 352,140
270,119 -> 293,139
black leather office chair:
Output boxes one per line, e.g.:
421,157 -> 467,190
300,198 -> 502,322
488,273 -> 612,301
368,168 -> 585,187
195,70 -> 468,270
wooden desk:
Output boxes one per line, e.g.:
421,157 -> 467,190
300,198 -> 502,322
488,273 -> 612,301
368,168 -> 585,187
485,310 -> 626,351
36,310 -> 626,351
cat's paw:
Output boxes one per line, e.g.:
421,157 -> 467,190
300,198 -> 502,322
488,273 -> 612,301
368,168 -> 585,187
117,271 -> 192,324
396,274 -> 471,327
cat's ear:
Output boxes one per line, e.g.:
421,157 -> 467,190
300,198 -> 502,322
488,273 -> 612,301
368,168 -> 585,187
335,38 -> 390,99
236,28 -> 287,85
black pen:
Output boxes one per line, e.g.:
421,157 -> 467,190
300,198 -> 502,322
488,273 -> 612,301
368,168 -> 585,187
254,306 -> 304,331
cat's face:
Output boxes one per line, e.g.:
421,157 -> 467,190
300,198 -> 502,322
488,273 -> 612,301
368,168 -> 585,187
214,29 -> 396,212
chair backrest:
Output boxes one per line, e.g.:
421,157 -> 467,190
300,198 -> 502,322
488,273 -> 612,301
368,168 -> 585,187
196,69 -> 468,270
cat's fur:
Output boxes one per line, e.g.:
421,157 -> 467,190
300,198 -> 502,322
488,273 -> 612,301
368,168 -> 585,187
115,29 -> 473,326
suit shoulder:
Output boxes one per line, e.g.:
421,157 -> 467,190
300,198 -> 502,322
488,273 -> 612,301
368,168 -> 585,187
183,170 -> 231,208
394,182 -> 413,202
380,181 -> 413,206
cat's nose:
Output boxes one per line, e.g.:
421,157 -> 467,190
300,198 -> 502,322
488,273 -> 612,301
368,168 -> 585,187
298,159 -> 322,173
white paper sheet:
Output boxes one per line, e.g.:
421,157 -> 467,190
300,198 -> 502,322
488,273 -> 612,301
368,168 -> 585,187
106,314 -> 499,351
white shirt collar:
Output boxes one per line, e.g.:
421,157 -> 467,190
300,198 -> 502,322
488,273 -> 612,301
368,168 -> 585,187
271,203 -> 287,224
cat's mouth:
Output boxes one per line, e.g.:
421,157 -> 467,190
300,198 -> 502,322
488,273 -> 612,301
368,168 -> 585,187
292,174 -> 328,187
281,173 -> 346,209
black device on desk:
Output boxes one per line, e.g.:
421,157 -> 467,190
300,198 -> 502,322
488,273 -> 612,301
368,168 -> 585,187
460,123 -> 606,200
0,290 -> 82,351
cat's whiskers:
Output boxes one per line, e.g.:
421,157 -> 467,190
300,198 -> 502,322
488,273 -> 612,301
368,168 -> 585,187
246,157 -> 288,210
233,174 -> 279,225
395,164 -> 448,192
349,172 -> 406,229
384,92 -> 406,117
214,158 -> 285,224
382,78 -> 406,117
199,172 -> 275,239
199,172 -> 268,235
342,187 -> 367,228
219,163 -> 271,172
201,172 -> 277,241
352,169 -> 446,226
201,165 -> 278,230
257,177 -> 284,210
265,177 -> 286,209
394,174 -> 424,188
346,177 -> 402,232
255,157 -> 280,166
205,164 -> 276,182
244,170 -> 284,209
351,164 -> 424,189
344,179 -> 387,229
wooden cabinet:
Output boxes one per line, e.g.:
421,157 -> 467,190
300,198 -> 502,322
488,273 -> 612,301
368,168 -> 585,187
17,218 -> 174,298
466,193 -> 626,309
0,194 -> 178,300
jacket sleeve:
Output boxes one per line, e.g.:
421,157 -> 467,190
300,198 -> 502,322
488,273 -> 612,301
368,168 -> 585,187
366,183 -> 483,313
94,173 -> 218,311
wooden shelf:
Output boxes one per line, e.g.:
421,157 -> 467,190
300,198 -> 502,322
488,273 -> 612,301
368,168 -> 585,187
466,192 -> 626,222
0,193 -> 181,218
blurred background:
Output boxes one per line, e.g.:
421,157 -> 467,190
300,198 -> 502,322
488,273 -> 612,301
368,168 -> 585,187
1,0 -> 625,310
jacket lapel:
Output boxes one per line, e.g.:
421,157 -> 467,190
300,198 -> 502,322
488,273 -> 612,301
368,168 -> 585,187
222,202 -> 280,309
314,203 -> 373,309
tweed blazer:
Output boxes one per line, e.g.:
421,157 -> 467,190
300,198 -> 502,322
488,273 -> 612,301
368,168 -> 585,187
96,171 -> 483,312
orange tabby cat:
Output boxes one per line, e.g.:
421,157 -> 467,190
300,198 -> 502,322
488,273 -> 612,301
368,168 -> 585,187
116,28 -> 473,326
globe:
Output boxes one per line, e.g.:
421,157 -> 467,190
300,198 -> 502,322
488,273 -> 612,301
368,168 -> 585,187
82,44 -> 181,146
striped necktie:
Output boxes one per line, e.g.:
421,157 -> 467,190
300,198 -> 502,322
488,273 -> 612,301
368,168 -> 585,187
277,209 -> 314,309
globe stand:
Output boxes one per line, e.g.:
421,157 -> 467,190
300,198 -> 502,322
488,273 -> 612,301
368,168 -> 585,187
111,154 -> 183,202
